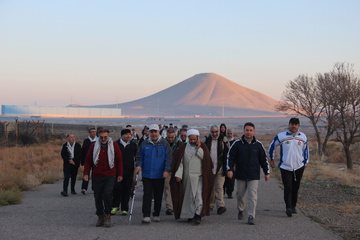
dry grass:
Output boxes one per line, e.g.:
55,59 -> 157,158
0,140 -> 63,206
303,143 -> 360,188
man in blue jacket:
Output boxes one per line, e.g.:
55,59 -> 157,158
136,124 -> 172,223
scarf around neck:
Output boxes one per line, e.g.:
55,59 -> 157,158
67,142 -> 75,159
92,137 -> 115,169
88,136 -> 98,142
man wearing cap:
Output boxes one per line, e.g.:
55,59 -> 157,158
268,118 -> 309,217
170,129 -> 213,224
136,124 -> 172,223
84,129 -> 123,228
111,128 -> 138,216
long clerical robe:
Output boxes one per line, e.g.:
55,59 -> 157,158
170,142 -> 213,219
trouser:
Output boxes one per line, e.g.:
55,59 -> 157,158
142,177 -> 165,217
224,175 -> 235,197
93,176 -> 115,216
63,165 -> 78,193
164,173 -> 173,210
112,175 -> 133,211
280,166 -> 305,209
210,171 -> 225,209
81,168 -> 93,191
236,179 -> 259,218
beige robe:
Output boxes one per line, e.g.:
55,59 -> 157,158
174,143 -> 203,218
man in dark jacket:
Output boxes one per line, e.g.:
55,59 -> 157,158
227,122 -> 270,225
164,127 -> 183,215
84,129 -> 123,228
204,124 -> 229,215
111,128 -> 137,216
80,127 -> 98,195
61,134 -> 82,196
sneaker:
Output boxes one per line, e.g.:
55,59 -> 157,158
104,214 -> 111,228
194,214 -> 201,225
71,191 -> 77,195
286,208 -> 293,217
217,207 -> 227,215
292,207 -> 297,214
61,191 -> 68,197
96,215 -> 104,227
81,189 -> 86,195
121,210 -> 128,216
142,217 -> 151,224
110,207 -> 119,215
248,215 -> 255,225
153,216 -> 160,222
166,209 -> 174,215
238,211 -> 243,220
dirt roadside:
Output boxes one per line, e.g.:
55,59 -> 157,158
299,179 -> 360,240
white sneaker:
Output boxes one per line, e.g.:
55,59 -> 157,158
142,217 -> 151,223
153,216 -> 160,222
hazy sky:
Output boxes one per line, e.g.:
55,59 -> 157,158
1,0 -> 359,107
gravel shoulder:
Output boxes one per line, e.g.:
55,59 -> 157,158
299,179 -> 360,240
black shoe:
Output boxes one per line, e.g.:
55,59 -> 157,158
292,207 -> 297,214
217,207 -> 226,215
71,191 -> 77,195
228,194 -> 233,199
166,209 -> 174,215
61,191 -> 68,197
238,211 -> 243,220
286,208 -> 293,217
248,215 -> 255,225
187,218 -> 194,222
194,214 -> 201,225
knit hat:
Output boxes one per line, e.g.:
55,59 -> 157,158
121,128 -> 131,136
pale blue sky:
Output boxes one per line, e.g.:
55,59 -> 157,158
1,0 -> 359,106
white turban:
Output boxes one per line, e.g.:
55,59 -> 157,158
187,129 -> 200,137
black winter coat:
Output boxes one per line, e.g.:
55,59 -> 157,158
227,135 -> 269,180
116,139 -> 138,178
61,142 -> 82,168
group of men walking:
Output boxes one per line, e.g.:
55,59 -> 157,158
60,118 -> 309,227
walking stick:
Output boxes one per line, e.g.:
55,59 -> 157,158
128,173 -> 138,224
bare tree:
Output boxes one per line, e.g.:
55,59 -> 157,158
276,74 -> 325,155
316,73 -> 338,154
325,63 -> 360,170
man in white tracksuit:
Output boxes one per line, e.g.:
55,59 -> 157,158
268,118 -> 309,217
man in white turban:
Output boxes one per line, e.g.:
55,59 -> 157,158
170,129 -> 213,225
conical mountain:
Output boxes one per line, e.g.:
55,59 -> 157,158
97,73 -> 279,116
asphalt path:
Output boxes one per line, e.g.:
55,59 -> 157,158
0,176 -> 341,240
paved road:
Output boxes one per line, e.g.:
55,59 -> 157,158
0,177 -> 341,240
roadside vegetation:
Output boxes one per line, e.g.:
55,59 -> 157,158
0,140 -> 63,206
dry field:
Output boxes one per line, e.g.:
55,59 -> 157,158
0,140 -> 63,206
